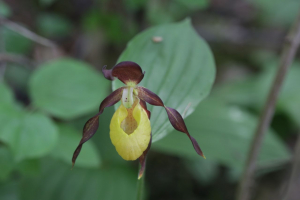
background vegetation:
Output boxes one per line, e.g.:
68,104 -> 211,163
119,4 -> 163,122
0,0 -> 300,200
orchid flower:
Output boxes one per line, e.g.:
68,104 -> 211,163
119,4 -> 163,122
72,61 -> 205,179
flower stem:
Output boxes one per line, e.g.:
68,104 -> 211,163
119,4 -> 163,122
136,167 -> 145,200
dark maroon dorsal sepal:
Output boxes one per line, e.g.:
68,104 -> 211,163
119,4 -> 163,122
102,61 -> 145,85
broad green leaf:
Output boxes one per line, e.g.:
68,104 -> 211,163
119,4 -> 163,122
0,104 -> 58,161
3,28 -> 32,54
50,124 -> 101,168
37,13 -> 73,37
0,1 -> 11,17
20,159 -> 137,200
29,58 -> 110,120
0,146 -> 14,181
114,19 -> 216,142
152,99 -> 291,170
0,82 -> 14,105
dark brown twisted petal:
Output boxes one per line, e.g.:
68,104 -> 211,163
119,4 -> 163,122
102,65 -> 115,81
137,86 -> 205,159
136,87 -> 164,106
138,99 -> 152,179
165,107 -> 205,158
72,87 -> 125,167
102,61 -> 145,85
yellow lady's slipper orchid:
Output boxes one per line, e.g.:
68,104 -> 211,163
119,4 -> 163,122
72,61 -> 205,179
110,99 -> 151,160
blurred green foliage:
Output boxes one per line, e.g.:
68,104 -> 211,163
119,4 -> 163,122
0,0 -> 299,199
50,124 -> 101,168
0,1 -> 11,17
252,0 -> 300,26
37,13 -> 73,38
146,0 -> 208,25
3,28 -> 32,54
214,62 -> 300,127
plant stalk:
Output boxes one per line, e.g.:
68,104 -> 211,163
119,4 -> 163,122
136,168 -> 145,200
236,11 -> 300,200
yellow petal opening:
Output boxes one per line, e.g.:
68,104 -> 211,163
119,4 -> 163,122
110,100 -> 151,160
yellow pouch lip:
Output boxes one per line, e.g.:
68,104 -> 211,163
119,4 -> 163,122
110,101 -> 151,160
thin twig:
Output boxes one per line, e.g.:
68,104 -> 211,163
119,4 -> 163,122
0,17 -> 57,48
282,132 -> 300,200
236,11 -> 300,200
0,53 -> 36,68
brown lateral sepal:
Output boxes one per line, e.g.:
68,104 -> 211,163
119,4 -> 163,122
137,87 -> 205,159
72,87 -> 124,167
137,87 -> 164,106
164,106 -> 205,158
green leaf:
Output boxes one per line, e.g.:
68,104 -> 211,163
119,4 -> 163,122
0,105 -> 58,161
0,1 -> 11,17
29,58 -> 110,120
0,146 -> 14,181
0,82 -> 14,105
37,13 -> 73,37
3,28 -> 32,54
20,159 -> 137,200
114,19 -> 216,142
152,99 -> 291,170
50,124 -> 101,168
